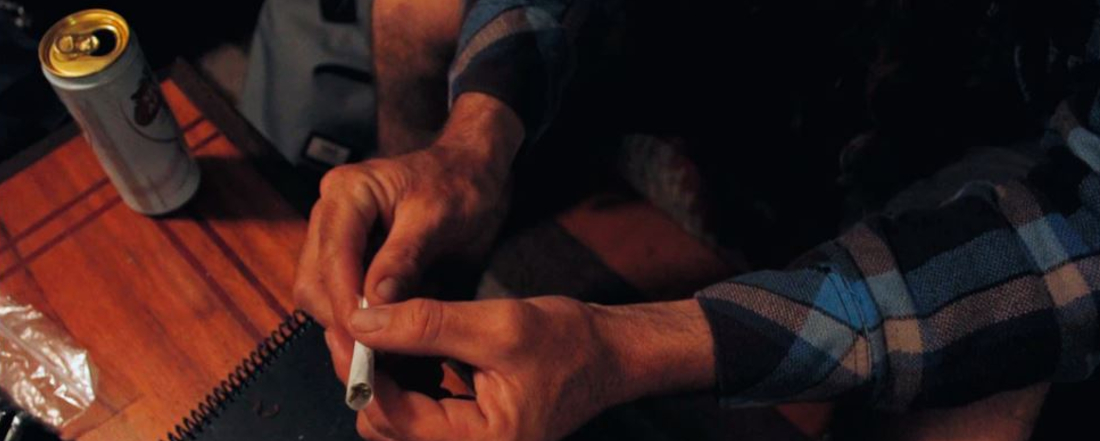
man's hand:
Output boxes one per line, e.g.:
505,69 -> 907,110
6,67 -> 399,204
294,93 -> 524,336
342,297 -> 716,441
294,147 -> 505,328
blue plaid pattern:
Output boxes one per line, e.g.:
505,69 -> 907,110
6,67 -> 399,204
450,0 -> 592,144
454,0 -> 1100,411
697,132 -> 1100,410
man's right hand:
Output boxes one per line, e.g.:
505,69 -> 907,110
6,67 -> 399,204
293,92 -> 525,340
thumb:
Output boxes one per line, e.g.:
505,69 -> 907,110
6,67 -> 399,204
348,298 -> 490,364
362,204 -> 441,305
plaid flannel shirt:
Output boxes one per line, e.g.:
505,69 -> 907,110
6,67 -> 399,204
697,130 -> 1100,410
454,0 -> 1100,410
450,0 -> 593,144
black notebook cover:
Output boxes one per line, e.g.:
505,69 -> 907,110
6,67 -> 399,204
163,312 -> 360,441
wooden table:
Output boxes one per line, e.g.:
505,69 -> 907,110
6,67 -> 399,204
0,62 -> 317,441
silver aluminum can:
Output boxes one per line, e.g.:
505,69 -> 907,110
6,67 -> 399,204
40,9 -> 200,215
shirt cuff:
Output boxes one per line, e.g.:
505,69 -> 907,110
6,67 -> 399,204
448,28 -> 568,148
694,269 -> 875,408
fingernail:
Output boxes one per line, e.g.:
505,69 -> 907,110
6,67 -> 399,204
350,307 -> 391,333
375,278 -> 401,302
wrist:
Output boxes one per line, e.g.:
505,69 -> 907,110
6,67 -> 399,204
433,92 -> 524,185
588,299 -> 717,406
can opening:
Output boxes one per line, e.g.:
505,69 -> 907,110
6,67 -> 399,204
40,9 -> 132,78
90,29 -> 117,56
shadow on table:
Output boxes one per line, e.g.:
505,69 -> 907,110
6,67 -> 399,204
160,156 -> 320,222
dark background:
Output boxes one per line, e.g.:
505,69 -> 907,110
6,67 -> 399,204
1,1 -> 263,161
23,1 -> 263,68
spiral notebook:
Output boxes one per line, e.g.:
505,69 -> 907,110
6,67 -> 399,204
162,312 -> 361,441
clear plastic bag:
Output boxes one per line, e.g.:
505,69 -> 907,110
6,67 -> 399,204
0,293 -> 96,430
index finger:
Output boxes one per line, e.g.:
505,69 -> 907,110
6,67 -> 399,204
311,195 -> 377,333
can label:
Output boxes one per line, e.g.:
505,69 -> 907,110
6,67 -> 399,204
53,54 -> 200,215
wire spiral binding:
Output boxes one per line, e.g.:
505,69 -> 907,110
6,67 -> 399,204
161,310 -> 313,441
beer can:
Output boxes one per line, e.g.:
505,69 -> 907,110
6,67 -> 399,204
39,9 -> 200,215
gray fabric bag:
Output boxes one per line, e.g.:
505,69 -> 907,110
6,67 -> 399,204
241,0 -> 376,167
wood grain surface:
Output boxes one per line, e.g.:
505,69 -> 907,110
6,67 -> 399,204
0,69 -> 306,441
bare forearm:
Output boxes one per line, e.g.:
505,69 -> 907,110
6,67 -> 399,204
434,92 -> 525,184
590,299 -> 717,405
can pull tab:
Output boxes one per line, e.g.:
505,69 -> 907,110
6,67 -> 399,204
55,29 -> 117,58
56,33 -> 99,57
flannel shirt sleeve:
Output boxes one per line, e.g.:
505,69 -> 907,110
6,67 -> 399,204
696,128 -> 1100,411
449,0 -> 593,145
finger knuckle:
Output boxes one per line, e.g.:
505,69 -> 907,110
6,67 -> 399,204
322,161 -> 404,213
491,301 -> 530,354
385,241 -> 424,269
365,410 -> 399,440
319,165 -> 357,198
405,298 -> 445,346
454,181 -> 484,214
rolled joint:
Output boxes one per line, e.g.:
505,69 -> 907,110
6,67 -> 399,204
346,298 -> 375,411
